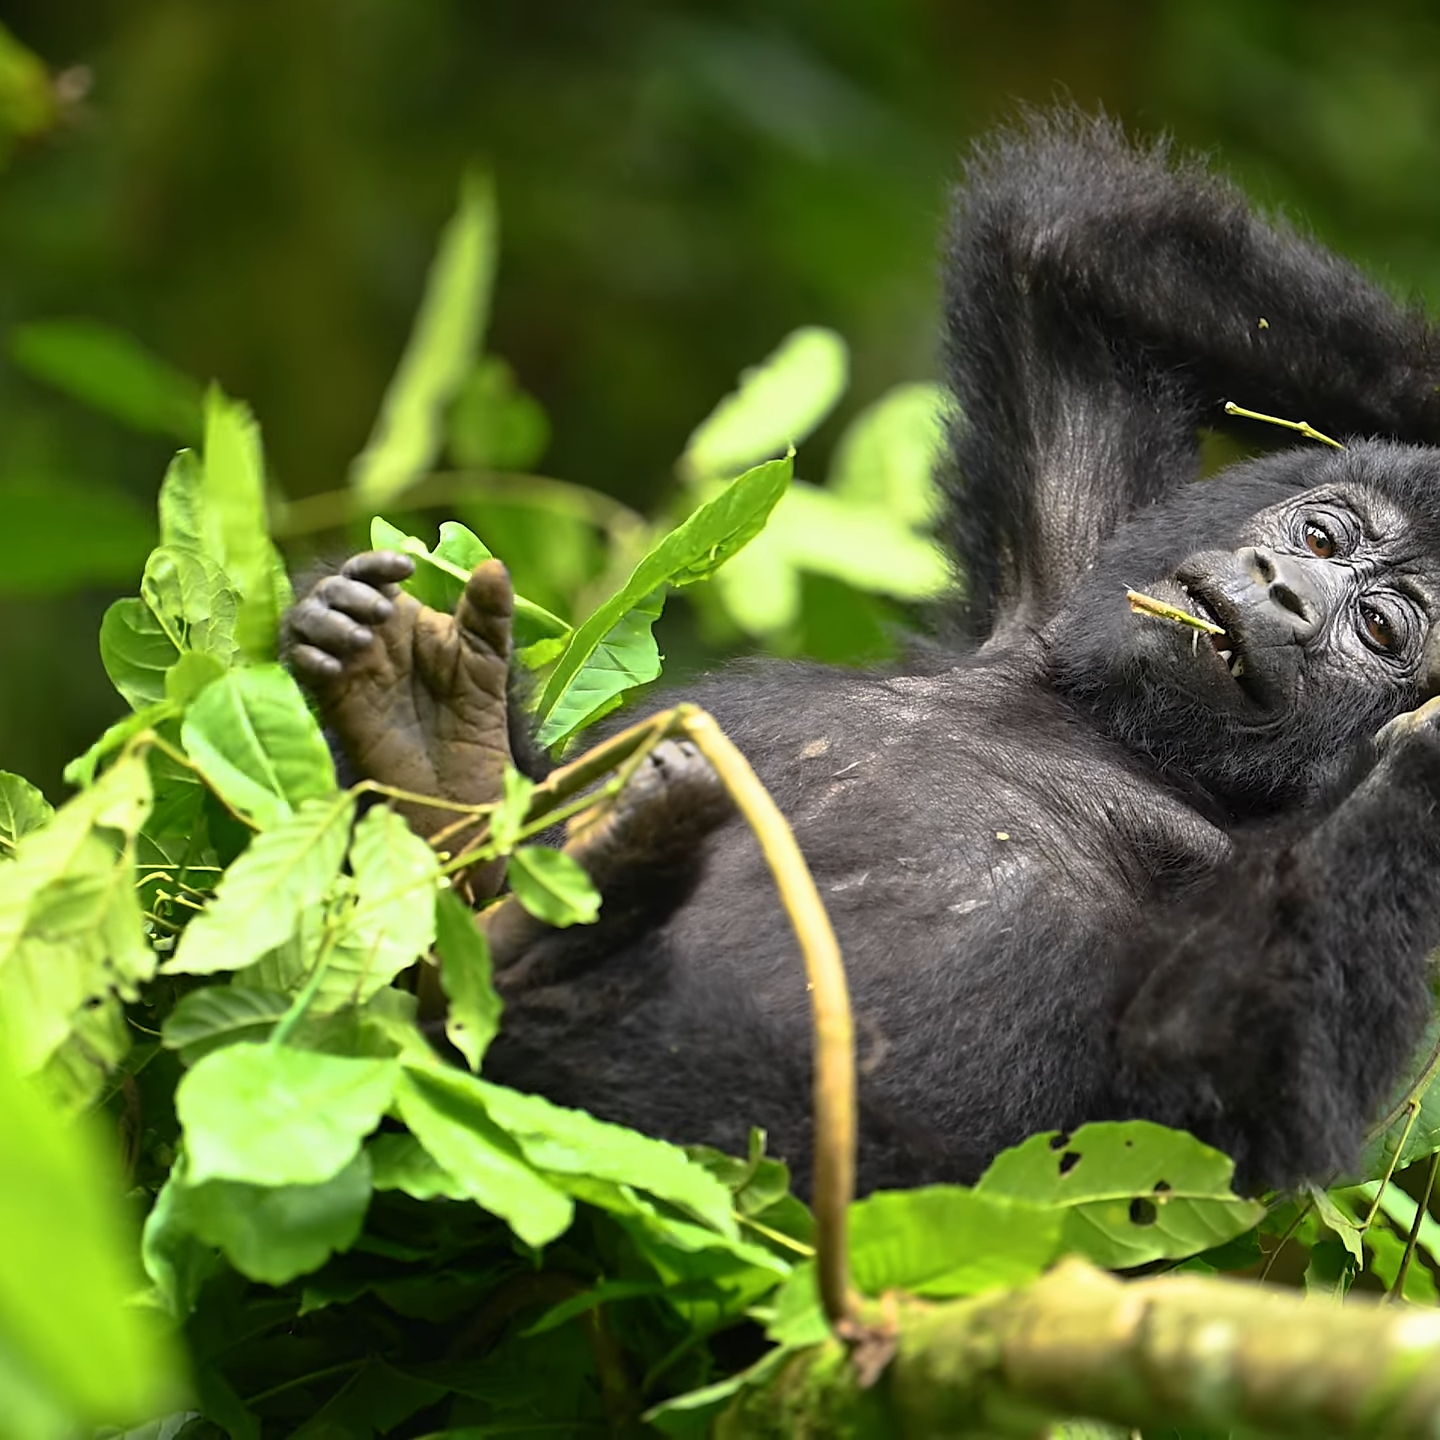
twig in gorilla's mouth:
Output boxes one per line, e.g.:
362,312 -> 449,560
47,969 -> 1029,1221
1125,588 -> 1227,636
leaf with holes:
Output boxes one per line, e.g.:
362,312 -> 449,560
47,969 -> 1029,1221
975,1120 -> 1263,1268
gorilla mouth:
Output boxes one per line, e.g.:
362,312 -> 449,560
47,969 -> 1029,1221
1179,582 -> 1247,683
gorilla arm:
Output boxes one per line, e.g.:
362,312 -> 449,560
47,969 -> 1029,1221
1114,711 -> 1440,1188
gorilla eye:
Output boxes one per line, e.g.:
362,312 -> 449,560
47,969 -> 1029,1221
1303,522 -> 1336,558
1361,605 -> 1396,653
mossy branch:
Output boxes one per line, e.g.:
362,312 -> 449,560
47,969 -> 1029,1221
720,1257 -> 1440,1437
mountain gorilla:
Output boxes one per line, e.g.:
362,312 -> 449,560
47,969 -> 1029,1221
289,113 -> 1440,1195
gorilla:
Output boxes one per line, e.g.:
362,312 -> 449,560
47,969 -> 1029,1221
289,113 -> 1440,1196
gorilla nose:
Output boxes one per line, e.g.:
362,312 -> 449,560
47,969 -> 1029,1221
1237,545 -> 1323,638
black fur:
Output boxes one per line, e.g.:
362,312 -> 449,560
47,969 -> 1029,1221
482,113 -> 1440,1195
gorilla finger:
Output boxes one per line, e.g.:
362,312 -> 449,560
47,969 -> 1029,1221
289,643 -> 344,684
310,573 -> 398,624
456,559 -> 515,659
289,596 -> 375,654
341,550 -> 415,590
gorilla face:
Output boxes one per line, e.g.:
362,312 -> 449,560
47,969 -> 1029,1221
1050,458 -> 1440,808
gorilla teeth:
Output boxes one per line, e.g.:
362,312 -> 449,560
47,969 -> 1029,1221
1217,649 -> 1233,664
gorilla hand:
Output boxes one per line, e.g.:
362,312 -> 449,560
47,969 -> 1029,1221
287,550 -> 515,889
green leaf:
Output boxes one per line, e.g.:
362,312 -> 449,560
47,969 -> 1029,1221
507,845 -> 601,927
368,1131 -> 469,1201
198,389 -> 283,658
8,318 -> 204,441
0,755 -> 153,1081
533,588 -> 664,748
0,1054 -> 182,1427
99,596 -> 178,710
0,773 -> 51,855
488,765 -> 535,854
472,1077 -> 736,1234
164,794 -> 355,975
351,172 -> 498,505
435,887 -> 501,1071
139,543 -> 239,663
1361,1020 -> 1440,1177
679,327 -> 847,483
1304,1182 -> 1364,1265
177,1044 -> 398,1186
848,1186 -> 1062,1298
369,515 -> 571,647
0,476 -> 155,598
1304,1236 -> 1356,1300
394,1064 -> 573,1247
975,1120 -> 1264,1268
181,665 -> 337,830
447,355 -> 550,471
1352,1178 -> 1440,1272
1364,1218 -> 1440,1303
160,985 -> 291,1065
369,515 -> 492,612
535,454 -> 792,740
320,805 -> 439,1007
828,381 -> 951,526
180,1152 -> 373,1286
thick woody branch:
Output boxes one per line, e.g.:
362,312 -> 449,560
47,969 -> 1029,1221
720,1258 -> 1440,1438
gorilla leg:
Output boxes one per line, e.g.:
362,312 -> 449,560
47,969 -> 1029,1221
485,738 -> 734,985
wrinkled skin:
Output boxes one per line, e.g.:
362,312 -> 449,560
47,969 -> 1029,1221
291,112 -> 1440,1196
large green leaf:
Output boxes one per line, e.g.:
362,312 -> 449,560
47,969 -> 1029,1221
0,773 -> 51,855
394,1064 -> 573,1247
975,1120 -> 1263,1268
434,887 -> 502,1071
198,390 -> 284,658
178,1044 -> 398,1186
181,666 -> 337,830
160,985 -> 291,1065
847,1185 -> 1063,1298
319,805 -> 439,1008
0,1054 -> 181,1429
8,317 -> 203,440
164,795 -> 355,976
472,1077 -> 736,1234
177,1152 -> 373,1286
99,596 -> 179,711
532,587 -> 663,748
679,327 -> 847,483
534,454 -> 792,745
0,755 -> 153,1082
139,543 -> 239,663
351,173 -> 497,506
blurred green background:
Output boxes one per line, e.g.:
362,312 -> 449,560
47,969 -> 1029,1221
4,0 -> 1440,795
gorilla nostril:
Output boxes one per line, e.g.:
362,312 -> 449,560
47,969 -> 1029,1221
1269,581 -> 1310,621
